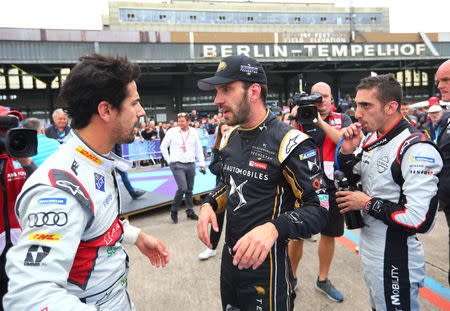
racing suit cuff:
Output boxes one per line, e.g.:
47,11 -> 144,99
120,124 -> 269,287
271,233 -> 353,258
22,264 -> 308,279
202,195 -> 218,212
271,216 -> 289,241
364,198 -> 384,218
122,220 -> 142,245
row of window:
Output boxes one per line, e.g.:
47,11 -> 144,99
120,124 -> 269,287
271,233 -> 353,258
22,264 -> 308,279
0,68 -> 70,90
120,9 -> 382,25
0,69 -> 428,91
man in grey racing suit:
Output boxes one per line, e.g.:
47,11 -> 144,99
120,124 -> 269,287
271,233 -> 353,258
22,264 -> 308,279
3,54 -> 169,311
336,74 -> 442,311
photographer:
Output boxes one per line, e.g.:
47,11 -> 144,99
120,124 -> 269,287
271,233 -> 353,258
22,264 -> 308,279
0,106 -> 37,311
288,82 -> 351,302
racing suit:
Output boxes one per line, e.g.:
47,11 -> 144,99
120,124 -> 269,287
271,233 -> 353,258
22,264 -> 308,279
204,111 -> 329,311
3,131 -> 141,311
337,117 -> 442,311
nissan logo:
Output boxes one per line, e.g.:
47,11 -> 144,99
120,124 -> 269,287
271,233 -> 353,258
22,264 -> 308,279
28,212 -> 68,228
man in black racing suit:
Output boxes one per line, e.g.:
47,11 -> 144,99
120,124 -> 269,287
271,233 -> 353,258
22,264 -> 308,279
197,55 -> 329,311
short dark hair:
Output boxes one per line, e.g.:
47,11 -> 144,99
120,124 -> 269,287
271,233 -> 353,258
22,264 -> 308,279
356,74 -> 402,112
59,54 -> 140,129
242,81 -> 268,103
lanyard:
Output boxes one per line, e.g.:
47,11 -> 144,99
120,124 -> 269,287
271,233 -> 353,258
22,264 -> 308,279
180,129 -> 190,151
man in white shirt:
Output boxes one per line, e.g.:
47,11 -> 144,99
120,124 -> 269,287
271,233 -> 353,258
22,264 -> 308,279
160,112 -> 206,223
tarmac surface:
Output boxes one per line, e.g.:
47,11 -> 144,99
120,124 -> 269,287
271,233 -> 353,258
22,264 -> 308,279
123,204 -> 449,311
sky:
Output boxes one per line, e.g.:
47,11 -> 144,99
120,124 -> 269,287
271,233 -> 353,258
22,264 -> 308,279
0,0 -> 449,33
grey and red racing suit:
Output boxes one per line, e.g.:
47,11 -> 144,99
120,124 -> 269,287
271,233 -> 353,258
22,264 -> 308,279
338,117 -> 443,311
3,131 -> 141,311
203,111 -> 329,311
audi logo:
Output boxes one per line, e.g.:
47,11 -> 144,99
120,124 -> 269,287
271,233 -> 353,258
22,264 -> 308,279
28,212 -> 68,227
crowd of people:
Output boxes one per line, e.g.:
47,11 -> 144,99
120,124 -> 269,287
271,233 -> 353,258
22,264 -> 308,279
0,53 -> 449,311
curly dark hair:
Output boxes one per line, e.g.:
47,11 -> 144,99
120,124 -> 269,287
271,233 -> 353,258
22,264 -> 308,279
356,74 -> 402,112
59,53 -> 140,129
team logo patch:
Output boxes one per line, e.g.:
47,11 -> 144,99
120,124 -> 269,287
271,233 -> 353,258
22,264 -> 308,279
71,159 -> 79,175
318,194 -> 329,210
24,245 -> 50,266
29,233 -> 61,241
409,156 -> 435,163
299,149 -> 317,160
249,161 -> 267,170
38,198 -> 67,205
28,212 -> 68,228
376,155 -> 390,173
76,146 -> 102,165
94,173 -> 105,192
217,61 -> 227,72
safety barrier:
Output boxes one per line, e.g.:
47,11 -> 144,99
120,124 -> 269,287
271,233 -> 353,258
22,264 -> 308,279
121,135 -> 216,163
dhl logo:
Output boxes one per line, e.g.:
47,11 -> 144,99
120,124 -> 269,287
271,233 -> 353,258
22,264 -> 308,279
76,146 -> 102,165
29,233 -> 61,241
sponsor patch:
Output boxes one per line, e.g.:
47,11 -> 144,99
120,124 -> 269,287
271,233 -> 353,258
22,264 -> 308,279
24,245 -> 50,266
71,159 -> 79,175
12,160 -> 22,169
94,173 -> 105,192
103,194 -> 113,208
249,161 -> 267,170
76,146 -> 102,165
299,149 -> 317,160
29,233 -> 61,241
409,156 -> 435,163
318,194 -> 329,210
28,212 -> 68,228
38,198 -> 67,205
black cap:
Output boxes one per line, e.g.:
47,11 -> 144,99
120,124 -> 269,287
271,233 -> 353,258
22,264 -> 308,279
198,55 -> 267,91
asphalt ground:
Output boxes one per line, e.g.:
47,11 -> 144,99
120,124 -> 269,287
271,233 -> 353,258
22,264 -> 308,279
123,205 -> 449,311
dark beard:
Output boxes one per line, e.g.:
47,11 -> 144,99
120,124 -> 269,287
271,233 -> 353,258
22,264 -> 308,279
227,92 -> 251,126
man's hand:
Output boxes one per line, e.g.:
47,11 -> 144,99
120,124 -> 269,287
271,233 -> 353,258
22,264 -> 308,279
197,203 -> 218,249
336,190 -> 370,214
232,222 -> 278,270
135,232 -> 169,268
16,157 -> 33,167
340,122 -> 364,154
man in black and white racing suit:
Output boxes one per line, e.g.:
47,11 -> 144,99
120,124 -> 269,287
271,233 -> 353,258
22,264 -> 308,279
197,55 -> 329,311
336,74 -> 442,311
3,54 -> 169,311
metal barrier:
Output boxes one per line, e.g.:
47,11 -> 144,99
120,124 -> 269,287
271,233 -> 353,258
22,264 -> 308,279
121,135 -> 216,164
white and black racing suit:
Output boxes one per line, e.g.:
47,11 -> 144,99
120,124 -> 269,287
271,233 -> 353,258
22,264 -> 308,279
203,111 -> 329,311
3,131 -> 141,311
337,117 -> 443,311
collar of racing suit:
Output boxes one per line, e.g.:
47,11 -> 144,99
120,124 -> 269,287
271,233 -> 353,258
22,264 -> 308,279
237,109 -> 275,137
70,130 -> 133,172
362,116 -> 412,152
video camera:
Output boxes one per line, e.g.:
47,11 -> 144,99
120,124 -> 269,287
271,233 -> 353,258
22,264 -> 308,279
0,115 -> 37,158
290,92 -> 322,125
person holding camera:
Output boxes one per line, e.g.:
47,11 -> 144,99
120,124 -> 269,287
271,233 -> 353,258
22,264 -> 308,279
160,112 -> 206,223
0,107 -> 37,311
288,82 -> 351,302
3,54 -> 169,311
197,55 -> 329,311
336,74 -> 442,311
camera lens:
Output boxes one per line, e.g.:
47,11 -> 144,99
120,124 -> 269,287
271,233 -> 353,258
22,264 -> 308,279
9,132 -> 27,152
300,107 -> 314,120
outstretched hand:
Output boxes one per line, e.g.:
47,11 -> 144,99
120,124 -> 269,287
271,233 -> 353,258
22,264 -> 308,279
135,232 -> 170,268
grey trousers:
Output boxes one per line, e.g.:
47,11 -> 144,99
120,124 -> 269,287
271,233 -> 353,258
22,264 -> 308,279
169,162 -> 196,214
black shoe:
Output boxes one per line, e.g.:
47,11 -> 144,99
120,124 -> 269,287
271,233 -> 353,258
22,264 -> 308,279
171,212 -> 178,224
131,190 -> 145,199
187,212 -> 198,220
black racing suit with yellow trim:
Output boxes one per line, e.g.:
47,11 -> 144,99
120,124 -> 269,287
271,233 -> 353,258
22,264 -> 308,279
203,111 -> 329,311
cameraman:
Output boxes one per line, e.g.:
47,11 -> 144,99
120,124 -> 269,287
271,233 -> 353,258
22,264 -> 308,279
288,82 -> 351,302
0,106 -> 37,311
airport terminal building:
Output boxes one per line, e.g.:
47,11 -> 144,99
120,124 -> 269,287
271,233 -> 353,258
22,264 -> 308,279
0,0 -> 449,122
